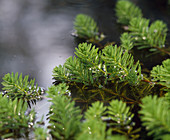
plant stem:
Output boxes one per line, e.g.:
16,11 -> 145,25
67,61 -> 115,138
154,46 -> 170,55
101,87 -> 141,104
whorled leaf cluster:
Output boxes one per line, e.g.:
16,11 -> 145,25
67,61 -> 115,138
47,83 -> 170,140
1,72 -> 45,107
53,43 -> 142,86
116,0 -> 169,54
47,83 -> 135,140
128,17 -> 168,51
0,0 -> 170,139
0,95 -> 35,139
151,59 -> 170,90
115,0 -> 142,25
73,14 -> 105,43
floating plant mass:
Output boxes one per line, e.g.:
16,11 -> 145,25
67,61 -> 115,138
0,0 -> 170,139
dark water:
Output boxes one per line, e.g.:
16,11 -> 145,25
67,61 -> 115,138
0,0 -> 170,127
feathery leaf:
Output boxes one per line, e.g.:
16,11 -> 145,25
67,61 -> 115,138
0,95 -> 35,139
74,14 -> 105,42
128,17 -> 168,51
115,0 -> 142,25
47,84 -> 82,140
139,95 -> 170,139
1,72 -> 44,106
151,59 -> 170,90
102,45 -> 142,85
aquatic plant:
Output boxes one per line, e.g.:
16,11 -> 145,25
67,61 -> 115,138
151,59 -> 170,91
1,72 -> 44,107
128,17 -> 168,52
0,0 -> 170,139
53,43 -> 149,106
53,43 -> 142,86
34,127 -> 49,140
47,83 -> 133,140
47,84 -> 82,140
0,70 -> 170,139
0,95 -> 35,139
139,95 -> 170,139
47,83 -> 170,140
74,14 -> 105,43
120,32 -> 134,51
115,0 -> 143,25
115,0 -> 169,55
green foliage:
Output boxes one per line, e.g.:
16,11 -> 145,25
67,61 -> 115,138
53,43 -> 142,86
120,32 -> 134,51
116,0 -> 169,54
47,84 -> 82,140
151,59 -> 170,90
107,100 -> 134,126
148,20 -> 167,48
115,0 -> 142,25
77,119 -> 107,140
165,91 -> 170,105
128,17 -> 168,51
77,101 -> 127,140
47,82 -> 70,97
65,56 -> 95,85
102,45 -> 142,85
106,100 -> 140,139
0,1 -> 169,139
75,43 -> 99,67
74,14 -> 105,42
34,127 -> 49,140
77,102 -> 107,140
139,95 -> 170,139
0,95 -> 35,139
106,135 -> 127,140
162,134 -> 170,140
47,84 -> 129,140
1,72 -> 43,107
84,101 -> 106,121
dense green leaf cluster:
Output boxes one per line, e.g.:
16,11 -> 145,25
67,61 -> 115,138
1,72 -> 44,107
77,102 -> 108,140
128,17 -> 168,51
115,0 -> 142,25
0,95 -> 35,139
74,14 -> 105,42
47,84 -> 170,139
120,32 -> 134,51
34,127 -> 49,140
102,44 -> 142,85
107,100 -> 134,126
53,43 -> 142,86
77,101 -> 127,140
140,95 -> 170,139
115,0 -> 169,54
47,84 -> 132,139
47,84 -> 82,140
0,0 -> 170,139
151,59 -> 170,90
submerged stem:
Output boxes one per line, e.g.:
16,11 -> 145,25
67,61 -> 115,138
101,87 -> 141,104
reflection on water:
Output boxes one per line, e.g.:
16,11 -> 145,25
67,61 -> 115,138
0,0 -> 76,88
